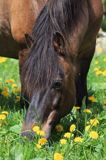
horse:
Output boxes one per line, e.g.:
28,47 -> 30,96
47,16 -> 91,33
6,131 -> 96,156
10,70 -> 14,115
20,0 -> 103,139
0,0 -> 47,63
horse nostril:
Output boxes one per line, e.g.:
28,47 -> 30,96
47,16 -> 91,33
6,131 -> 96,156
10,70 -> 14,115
52,80 -> 63,90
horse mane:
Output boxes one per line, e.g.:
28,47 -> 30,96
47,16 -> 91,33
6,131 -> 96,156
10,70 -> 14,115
22,0 -> 83,97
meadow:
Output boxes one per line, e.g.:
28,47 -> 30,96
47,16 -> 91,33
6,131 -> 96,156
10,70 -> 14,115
0,52 -> 106,160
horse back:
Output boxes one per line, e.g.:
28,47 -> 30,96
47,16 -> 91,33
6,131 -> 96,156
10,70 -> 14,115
0,0 -> 47,58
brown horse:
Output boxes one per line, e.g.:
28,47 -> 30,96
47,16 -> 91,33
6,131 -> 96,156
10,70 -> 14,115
0,0 -> 47,61
20,0 -> 103,139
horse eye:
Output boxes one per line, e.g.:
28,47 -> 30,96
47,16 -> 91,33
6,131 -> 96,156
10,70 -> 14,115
52,80 -> 62,90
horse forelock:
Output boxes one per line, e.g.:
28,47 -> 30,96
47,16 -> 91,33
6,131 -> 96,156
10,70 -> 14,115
21,0 -> 83,96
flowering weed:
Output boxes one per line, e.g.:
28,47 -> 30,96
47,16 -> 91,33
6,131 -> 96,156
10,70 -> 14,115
0,55 -> 106,159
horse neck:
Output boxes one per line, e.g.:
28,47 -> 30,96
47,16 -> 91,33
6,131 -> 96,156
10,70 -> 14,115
31,0 -> 48,16
9,0 -> 47,17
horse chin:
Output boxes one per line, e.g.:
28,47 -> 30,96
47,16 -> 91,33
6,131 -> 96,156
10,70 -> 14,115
42,110 -> 59,139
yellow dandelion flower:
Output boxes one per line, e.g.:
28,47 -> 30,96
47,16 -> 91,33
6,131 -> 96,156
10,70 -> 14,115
5,79 -> 15,84
64,132 -> 71,139
60,139 -> 67,145
103,100 -> 106,105
36,130 -> 41,135
85,125 -> 91,132
54,153 -> 64,160
36,144 -> 42,149
102,70 -> 106,76
12,84 -> 17,88
70,124 -> 76,132
38,138 -> 47,146
1,111 -> 9,115
0,114 -> 6,120
39,130 -> 45,136
103,57 -> 106,62
83,109 -> 92,114
89,118 -> 99,126
0,57 -> 7,63
88,96 -> 96,103
95,70 -> 103,75
13,88 -> 21,94
95,61 -> 99,65
1,91 -> 9,97
55,124 -> 64,132
16,96 -> 20,102
74,137 -> 83,143
3,87 -> 8,92
94,68 -> 99,72
32,125 -> 40,133
89,131 -> 99,139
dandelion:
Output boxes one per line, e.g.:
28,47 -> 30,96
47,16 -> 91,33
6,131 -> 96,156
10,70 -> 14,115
16,96 -> 20,102
60,139 -> 67,145
3,87 -> 8,92
55,124 -> 64,132
32,125 -> 40,133
13,88 -> 21,94
85,125 -> 91,132
74,137 -> 83,143
1,111 -> 9,115
89,118 -> 99,126
39,130 -> 45,136
83,109 -> 92,114
36,144 -> 42,149
103,100 -> 106,105
94,68 -> 99,72
89,131 -> 99,139
88,96 -> 96,103
38,138 -> 47,146
70,124 -> 76,132
5,79 -> 14,84
95,70 -> 103,75
102,70 -> 106,76
12,84 -> 17,88
1,90 -> 9,97
0,114 -> 6,120
54,153 -> 64,160
103,57 -> 106,62
0,57 -> 7,63
95,61 -> 99,65
64,132 -> 71,139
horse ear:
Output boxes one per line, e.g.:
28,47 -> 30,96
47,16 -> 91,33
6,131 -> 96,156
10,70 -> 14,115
52,32 -> 65,54
25,34 -> 34,48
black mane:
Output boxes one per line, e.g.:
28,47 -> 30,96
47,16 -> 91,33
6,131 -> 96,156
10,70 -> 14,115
22,0 -> 83,96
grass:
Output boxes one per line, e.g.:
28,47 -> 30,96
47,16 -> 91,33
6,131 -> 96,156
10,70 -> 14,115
0,54 -> 106,160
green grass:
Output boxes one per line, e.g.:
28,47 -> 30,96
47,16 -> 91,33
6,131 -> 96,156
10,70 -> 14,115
0,54 -> 106,160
